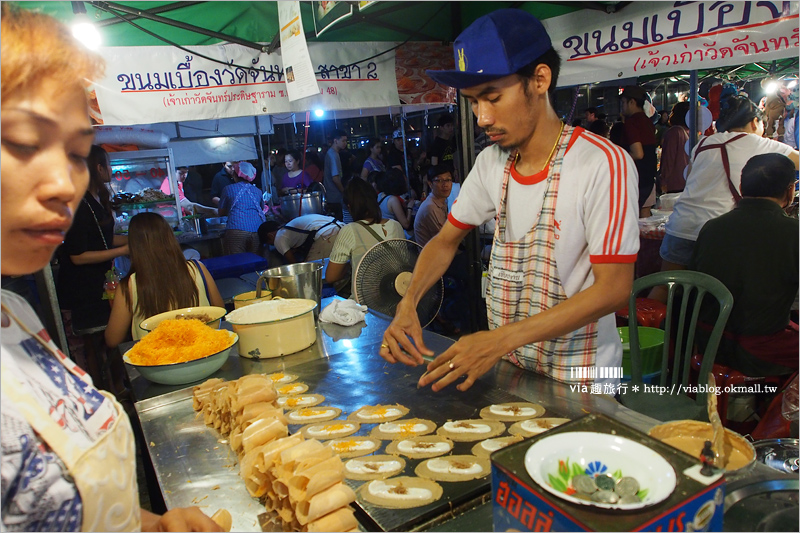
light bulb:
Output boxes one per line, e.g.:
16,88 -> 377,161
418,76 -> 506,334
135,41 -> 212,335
71,15 -> 101,50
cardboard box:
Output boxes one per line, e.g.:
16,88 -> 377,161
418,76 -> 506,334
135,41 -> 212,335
491,414 -> 724,531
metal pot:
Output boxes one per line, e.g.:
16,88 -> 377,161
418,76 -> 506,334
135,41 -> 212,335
257,262 -> 322,316
224,298 -> 317,359
280,192 -> 324,221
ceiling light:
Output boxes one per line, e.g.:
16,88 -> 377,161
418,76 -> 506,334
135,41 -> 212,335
71,14 -> 102,50
314,109 -> 324,118
764,81 -> 779,94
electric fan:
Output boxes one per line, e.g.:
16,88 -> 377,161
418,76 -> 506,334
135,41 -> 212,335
353,239 -> 443,328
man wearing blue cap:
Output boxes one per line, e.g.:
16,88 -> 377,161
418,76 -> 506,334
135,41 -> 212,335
379,9 -> 640,390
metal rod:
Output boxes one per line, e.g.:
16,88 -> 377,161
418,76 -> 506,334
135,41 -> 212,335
91,1 -> 268,52
689,70 -> 699,152
96,1 -> 203,27
255,116 -> 271,206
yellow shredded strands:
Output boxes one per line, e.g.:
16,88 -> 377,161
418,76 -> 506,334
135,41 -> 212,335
332,440 -> 358,452
269,373 -> 285,382
286,398 -> 301,408
127,319 -> 233,366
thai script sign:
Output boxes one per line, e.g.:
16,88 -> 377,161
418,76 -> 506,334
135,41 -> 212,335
93,41 -> 398,125
543,1 -> 799,87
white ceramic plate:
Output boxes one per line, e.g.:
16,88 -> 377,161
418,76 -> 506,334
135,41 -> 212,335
524,431 -> 676,510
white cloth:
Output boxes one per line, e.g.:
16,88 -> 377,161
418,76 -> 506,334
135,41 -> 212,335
329,219 -> 405,289
665,132 -> 795,241
449,132 -> 640,382
273,214 -> 340,256
319,299 -> 368,326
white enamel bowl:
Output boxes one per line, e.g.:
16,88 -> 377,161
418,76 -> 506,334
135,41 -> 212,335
524,431 -> 677,511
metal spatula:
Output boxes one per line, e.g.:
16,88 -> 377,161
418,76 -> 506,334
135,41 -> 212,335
706,372 -> 727,468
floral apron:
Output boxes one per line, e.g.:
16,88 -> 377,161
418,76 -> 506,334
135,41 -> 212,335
1,309 -> 140,532
486,125 -> 597,384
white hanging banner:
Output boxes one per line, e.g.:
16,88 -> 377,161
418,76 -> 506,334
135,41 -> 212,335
543,1 -> 799,87
92,41 -> 398,125
279,1 -> 321,102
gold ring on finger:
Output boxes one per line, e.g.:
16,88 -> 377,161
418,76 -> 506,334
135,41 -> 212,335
380,343 -> 389,349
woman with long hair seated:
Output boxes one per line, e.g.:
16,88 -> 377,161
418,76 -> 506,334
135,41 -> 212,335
376,168 -> 414,231
325,178 -> 404,294
105,212 -> 224,348
1,5 -> 220,530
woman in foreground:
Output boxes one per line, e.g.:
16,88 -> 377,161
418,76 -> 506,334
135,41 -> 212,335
0,5 -> 220,531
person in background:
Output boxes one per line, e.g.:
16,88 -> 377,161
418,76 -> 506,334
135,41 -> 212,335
182,165 -> 204,204
655,109 -> 670,146
413,165 -> 452,247
0,5 -> 220,531
271,148 -> 289,194
325,178 -> 404,293
651,95 -> 799,301
376,169 -> 414,233
105,213 -> 224,347
258,214 -> 343,264
360,138 -> 385,181
588,118 -> 610,138
658,101 -> 691,193
218,161 -> 265,254
210,160 -> 236,206
689,153 -> 798,376
323,129 -> 347,220
386,129 -> 410,172
620,85 -> 658,216
280,150 -> 314,195
160,166 -> 216,216
584,106 -> 598,126
429,114 -> 456,171
56,144 -> 129,363
304,149 -> 324,183
380,9 -> 638,392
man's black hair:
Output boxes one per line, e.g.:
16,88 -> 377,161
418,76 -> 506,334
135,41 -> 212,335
257,220 -> 282,245
437,114 -> 454,127
516,47 -> 561,101
427,164 -> 452,182
331,129 -> 347,141
740,153 -> 796,199
584,107 -> 597,115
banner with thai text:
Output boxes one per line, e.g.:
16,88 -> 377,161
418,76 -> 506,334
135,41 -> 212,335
92,41 -> 398,125
543,1 -> 799,87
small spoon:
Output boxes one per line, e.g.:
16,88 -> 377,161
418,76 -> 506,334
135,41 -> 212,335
706,372 -> 727,468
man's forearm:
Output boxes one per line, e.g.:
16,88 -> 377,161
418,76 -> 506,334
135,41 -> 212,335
333,174 -> 344,192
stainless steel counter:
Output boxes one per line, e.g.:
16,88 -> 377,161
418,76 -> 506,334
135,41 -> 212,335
127,298 -> 795,531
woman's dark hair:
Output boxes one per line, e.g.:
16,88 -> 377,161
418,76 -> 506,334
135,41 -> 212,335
516,47 -> 561,100
669,101 -> 691,129
588,119 -> 609,138
364,137 -> 381,154
716,95 -> 763,132
740,153 -> 796,198
120,212 -> 200,320
377,169 -> 408,196
87,145 -> 113,220
344,177 -> 381,223
286,149 -> 301,163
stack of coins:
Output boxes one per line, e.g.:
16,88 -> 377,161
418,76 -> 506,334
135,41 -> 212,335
571,474 -> 641,505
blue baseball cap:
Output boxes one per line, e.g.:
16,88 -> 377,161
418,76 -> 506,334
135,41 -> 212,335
426,9 -> 552,90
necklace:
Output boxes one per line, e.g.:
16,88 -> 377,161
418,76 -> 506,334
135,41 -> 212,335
516,122 -> 566,172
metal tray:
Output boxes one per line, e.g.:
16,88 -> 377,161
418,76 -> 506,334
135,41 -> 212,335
136,348 -> 562,531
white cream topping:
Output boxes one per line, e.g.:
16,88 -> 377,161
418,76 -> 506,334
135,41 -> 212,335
306,423 -> 355,437
397,440 -> 452,454
378,422 -> 429,433
276,395 -> 317,407
489,404 -> 538,417
346,459 -> 403,474
330,440 -> 377,452
358,408 -> 403,420
426,458 -> 483,475
480,438 -> 512,452
443,421 -> 492,433
288,409 -> 336,421
521,419 -> 562,434
368,481 -> 433,500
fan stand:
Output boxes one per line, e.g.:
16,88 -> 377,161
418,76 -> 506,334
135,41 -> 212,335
394,272 -> 413,296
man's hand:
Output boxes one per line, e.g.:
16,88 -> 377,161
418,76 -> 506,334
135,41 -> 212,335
379,299 -> 431,366
141,508 -> 223,532
417,330 -> 507,392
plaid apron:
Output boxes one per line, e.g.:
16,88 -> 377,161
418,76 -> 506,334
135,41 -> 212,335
486,125 -> 597,384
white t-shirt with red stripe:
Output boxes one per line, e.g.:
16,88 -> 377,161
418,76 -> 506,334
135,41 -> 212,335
449,129 -> 640,379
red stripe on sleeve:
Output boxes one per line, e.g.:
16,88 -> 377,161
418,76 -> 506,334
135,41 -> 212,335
447,213 -> 474,230
590,254 -> 638,264
580,132 -> 619,256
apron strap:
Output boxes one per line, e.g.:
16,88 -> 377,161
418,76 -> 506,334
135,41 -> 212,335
693,133 -> 748,203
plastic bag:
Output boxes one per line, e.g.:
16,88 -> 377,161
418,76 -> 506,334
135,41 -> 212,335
781,375 -> 799,422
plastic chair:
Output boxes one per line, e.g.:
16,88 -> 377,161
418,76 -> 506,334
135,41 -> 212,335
620,271 -> 733,422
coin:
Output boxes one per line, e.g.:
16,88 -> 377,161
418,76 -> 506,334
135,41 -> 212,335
616,476 -> 640,497
619,494 -> 641,504
572,474 -> 597,494
591,489 -> 619,504
594,474 -> 615,491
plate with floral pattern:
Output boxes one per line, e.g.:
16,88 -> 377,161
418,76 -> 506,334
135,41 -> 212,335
524,431 -> 676,510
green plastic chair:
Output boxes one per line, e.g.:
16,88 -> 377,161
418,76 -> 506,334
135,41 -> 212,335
619,271 -> 733,422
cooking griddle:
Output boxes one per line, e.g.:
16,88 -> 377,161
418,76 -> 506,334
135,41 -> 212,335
283,351 -> 547,532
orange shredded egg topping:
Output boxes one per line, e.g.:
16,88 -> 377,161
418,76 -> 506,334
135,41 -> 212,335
127,319 -> 233,366
300,409 -> 325,417
269,373 -> 285,382
279,384 -> 300,394
332,440 -> 358,452
321,423 -> 349,433
286,398 -> 301,408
